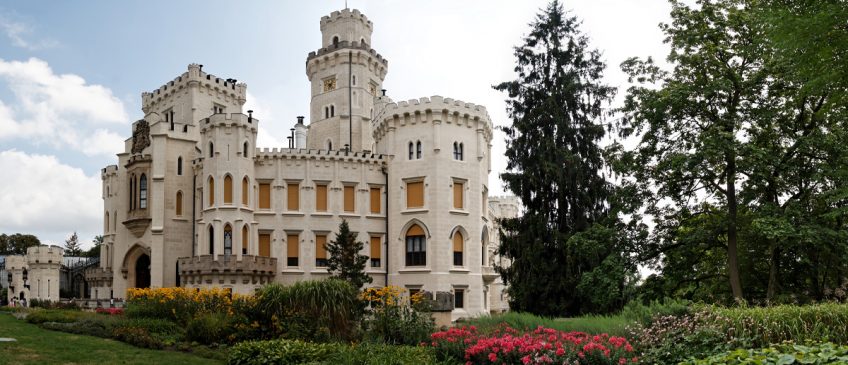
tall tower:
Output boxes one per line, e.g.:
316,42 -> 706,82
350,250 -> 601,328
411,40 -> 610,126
306,9 -> 388,152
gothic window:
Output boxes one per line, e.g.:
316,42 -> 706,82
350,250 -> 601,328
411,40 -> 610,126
129,174 -> 135,210
241,225 -> 249,255
453,230 -> 464,266
139,174 -> 148,209
453,142 -> 464,160
408,142 -> 414,160
416,141 -> 422,159
327,139 -> 333,151
242,176 -> 249,206
330,105 -> 335,117
325,106 -> 329,119
208,176 -> 215,206
208,225 -> 215,255
243,141 -> 249,158
213,104 -> 225,114
224,225 -> 233,256
405,224 -> 426,266
209,142 -> 214,158
332,36 -> 339,45
177,156 -> 183,175
352,75 -> 356,86
176,191 -> 183,216
224,175 -> 233,204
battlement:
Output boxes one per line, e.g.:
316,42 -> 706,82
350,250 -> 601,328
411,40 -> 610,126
199,113 -> 258,133
141,64 -> 247,112
101,164 -> 119,177
255,147 -> 387,165
373,95 -> 493,141
320,8 -> 372,30
306,40 -> 388,65
5,255 -> 26,270
26,245 -> 64,266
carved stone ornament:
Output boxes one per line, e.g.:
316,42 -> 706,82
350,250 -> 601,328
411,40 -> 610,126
131,119 -> 150,154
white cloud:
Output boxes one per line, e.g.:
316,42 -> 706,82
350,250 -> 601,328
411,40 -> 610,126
245,91 -> 287,149
0,14 -> 57,50
0,149 -> 101,246
0,57 -> 128,156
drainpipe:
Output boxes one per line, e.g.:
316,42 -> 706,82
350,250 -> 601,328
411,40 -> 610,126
349,51 -> 353,150
191,168 -> 196,257
381,165 -> 389,286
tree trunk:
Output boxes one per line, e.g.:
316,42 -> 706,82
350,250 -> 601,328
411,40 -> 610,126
766,246 -> 780,302
726,150 -> 744,300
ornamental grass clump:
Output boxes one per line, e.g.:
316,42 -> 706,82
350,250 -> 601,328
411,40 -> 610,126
430,325 -> 638,365
126,287 -> 240,324
360,285 -> 434,346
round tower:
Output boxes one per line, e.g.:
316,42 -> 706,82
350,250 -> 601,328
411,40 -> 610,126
306,9 -> 389,152
26,245 -> 63,302
373,95 -> 494,319
198,112 -> 258,260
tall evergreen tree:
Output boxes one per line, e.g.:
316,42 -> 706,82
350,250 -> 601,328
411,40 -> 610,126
64,231 -> 82,256
326,219 -> 372,289
494,0 -> 635,316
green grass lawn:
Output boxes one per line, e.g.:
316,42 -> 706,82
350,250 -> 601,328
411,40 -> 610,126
464,311 -> 633,336
0,313 -> 222,365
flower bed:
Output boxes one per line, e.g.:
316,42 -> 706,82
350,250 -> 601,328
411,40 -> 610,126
430,325 -> 638,364
95,307 -> 124,315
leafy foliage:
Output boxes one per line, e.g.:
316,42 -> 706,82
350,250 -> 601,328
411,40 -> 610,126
63,231 -> 82,256
494,0 -> 639,317
682,342 -> 848,365
360,286 -> 433,345
326,219 -> 372,289
0,233 -> 40,255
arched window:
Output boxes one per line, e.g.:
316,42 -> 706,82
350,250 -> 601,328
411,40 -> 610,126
176,191 -> 183,216
408,142 -> 414,160
139,174 -> 148,209
454,142 -> 464,160
325,106 -> 329,119
405,224 -> 426,266
243,141 -> 249,158
332,36 -> 339,45
330,105 -> 335,117
209,142 -> 214,158
113,211 -> 117,231
129,174 -> 135,210
453,230 -> 464,266
208,225 -> 215,255
177,156 -> 183,175
242,225 -> 249,255
105,213 -> 109,233
224,175 -> 233,204
224,224 -> 233,256
482,229 -> 489,266
352,75 -> 356,86
327,139 -> 333,151
242,176 -> 249,206
416,141 -> 422,159
208,176 -> 215,206
459,142 -> 464,160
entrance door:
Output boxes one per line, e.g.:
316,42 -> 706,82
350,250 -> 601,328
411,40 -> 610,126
135,254 -> 151,289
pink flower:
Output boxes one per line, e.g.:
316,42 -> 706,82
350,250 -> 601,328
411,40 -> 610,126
488,352 -> 498,362
522,355 -> 531,365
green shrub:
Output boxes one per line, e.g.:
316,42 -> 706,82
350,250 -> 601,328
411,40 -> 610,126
227,339 -> 343,365
330,343 -> 443,365
701,303 -> 848,346
39,317 -> 117,338
681,342 -> 848,364
186,312 -> 235,345
363,304 -> 433,345
112,326 -> 166,349
24,309 -> 92,324
619,298 -> 690,326
464,311 -> 632,336
112,317 -> 184,347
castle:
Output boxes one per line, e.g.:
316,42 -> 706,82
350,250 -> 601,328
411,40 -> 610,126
81,8 -> 517,319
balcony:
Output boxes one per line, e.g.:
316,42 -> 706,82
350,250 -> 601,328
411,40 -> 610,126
482,266 -> 499,283
84,267 -> 114,286
178,255 -> 277,286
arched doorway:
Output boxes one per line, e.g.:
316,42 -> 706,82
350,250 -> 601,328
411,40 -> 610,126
135,254 -> 151,289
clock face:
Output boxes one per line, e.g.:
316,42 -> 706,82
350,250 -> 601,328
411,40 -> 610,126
323,78 -> 337,92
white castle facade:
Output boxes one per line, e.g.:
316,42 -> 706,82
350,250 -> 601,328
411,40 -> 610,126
85,9 -> 518,319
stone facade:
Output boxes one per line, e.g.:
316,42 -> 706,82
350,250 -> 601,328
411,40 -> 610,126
89,8 -> 519,320
5,246 -> 63,305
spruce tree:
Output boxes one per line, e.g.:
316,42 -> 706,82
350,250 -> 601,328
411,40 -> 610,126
494,0 -> 634,316
326,219 -> 372,289
64,231 -> 82,256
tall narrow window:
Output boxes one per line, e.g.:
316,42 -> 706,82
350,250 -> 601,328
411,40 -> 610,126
224,225 -> 233,256
454,289 -> 465,309
258,232 -> 271,257
332,36 -> 339,45
408,142 -> 414,160
224,175 -> 233,204
287,234 -> 299,266
343,185 -> 355,213
454,142 -> 464,160
406,181 -> 424,209
369,187 -> 381,214
242,177 -> 249,206
242,225 -> 249,255
453,181 -> 464,209
416,141 -> 422,159
208,176 -> 215,206
258,182 -> 271,209
129,175 -> 135,210
459,143 -> 464,160
316,184 -> 328,212
330,105 -> 335,117
139,174 -> 148,209
327,140 -> 333,150
453,231 -> 464,266
105,213 -> 109,232
325,106 -> 329,119
287,182 -> 300,211
243,141 -> 249,158
315,234 -> 328,267
208,225 -> 215,255
209,142 -> 214,158
176,191 -> 183,216
370,236 -> 381,268
177,157 -> 183,175
405,224 -> 426,266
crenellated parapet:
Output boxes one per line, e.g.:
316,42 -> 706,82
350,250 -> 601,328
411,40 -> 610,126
142,63 -> 247,114
101,164 -> 118,179
306,41 -> 388,81
320,8 -> 372,30
372,95 -> 493,143
198,112 -> 258,134
254,147 -> 387,165
26,245 -> 64,266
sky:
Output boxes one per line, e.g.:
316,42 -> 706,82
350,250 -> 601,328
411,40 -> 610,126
0,0 -> 673,249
